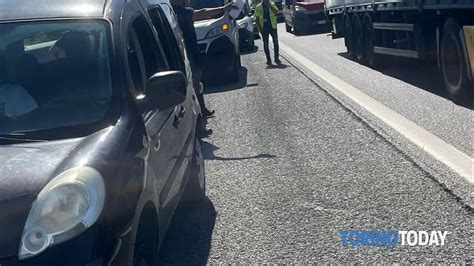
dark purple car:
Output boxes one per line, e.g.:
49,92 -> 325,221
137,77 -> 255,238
0,0 -> 205,265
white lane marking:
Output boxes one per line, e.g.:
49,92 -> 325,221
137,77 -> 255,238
279,42 -> 474,184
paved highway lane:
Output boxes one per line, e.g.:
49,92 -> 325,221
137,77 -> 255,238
276,26 -> 473,205
276,24 -> 473,157
158,42 -> 473,264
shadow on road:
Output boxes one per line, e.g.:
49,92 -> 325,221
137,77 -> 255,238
338,52 -> 474,109
201,140 -> 276,161
158,197 -> 217,266
204,67 -> 249,94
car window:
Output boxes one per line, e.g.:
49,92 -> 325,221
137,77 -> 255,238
126,16 -> 173,120
126,16 -> 169,96
148,6 -> 185,73
0,20 -> 113,136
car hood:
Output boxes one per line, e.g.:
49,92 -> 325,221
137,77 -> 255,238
194,15 -> 229,40
0,127 -> 112,259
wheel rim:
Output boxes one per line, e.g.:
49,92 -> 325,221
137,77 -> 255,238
442,34 -> 463,91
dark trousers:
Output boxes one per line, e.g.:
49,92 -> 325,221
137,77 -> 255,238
190,61 -> 208,112
261,28 -> 279,62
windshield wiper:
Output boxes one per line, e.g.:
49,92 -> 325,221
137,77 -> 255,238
0,133 -> 45,143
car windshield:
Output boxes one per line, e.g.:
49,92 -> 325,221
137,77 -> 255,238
190,0 -> 225,9
0,20 -> 113,137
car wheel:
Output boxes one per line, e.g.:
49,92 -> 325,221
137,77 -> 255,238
440,18 -> 472,103
181,137 -> 206,204
285,23 -> 291,32
133,206 -> 159,266
343,13 -> 354,59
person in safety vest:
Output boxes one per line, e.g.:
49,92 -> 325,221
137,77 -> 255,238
253,0 -> 281,66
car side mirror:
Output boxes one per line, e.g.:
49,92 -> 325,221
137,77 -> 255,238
139,71 -> 187,112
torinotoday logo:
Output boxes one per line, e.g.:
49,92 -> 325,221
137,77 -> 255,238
340,230 -> 449,247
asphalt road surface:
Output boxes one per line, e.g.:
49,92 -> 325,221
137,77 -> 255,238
158,27 -> 473,264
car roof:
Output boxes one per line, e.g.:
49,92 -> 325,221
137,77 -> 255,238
0,0 -> 109,22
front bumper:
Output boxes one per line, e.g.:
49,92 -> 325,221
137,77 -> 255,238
0,226 -> 118,266
293,11 -> 329,33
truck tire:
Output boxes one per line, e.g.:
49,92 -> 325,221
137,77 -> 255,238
352,13 -> 365,63
343,13 -> 354,58
363,14 -> 384,68
440,18 -> 472,103
286,23 -> 291,32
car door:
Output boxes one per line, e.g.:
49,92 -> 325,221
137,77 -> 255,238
124,13 -> 187,210
147,4 -> 197,174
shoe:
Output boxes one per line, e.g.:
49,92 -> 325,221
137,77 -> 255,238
202,108 -> 215,117
266,60 -> 272,66
197,127 -> 213,139
275,58 -> 282,64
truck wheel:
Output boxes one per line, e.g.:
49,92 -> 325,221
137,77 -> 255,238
440,18 -> 472,103
363,14 -> 384,68
181,137 -> 206,204
343,14 -> 354,58
352,13 -> 365,63
286,23 -> 291,32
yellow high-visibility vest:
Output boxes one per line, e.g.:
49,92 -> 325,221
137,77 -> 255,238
253,3 -> 278,29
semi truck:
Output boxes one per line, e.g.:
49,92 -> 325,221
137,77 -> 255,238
325,0 -> 474,102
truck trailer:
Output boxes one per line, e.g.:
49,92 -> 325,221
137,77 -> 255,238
325,0 -> 474,102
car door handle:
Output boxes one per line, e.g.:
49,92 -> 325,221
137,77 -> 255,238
173,114 -> 182,127
154,139 -> 161,151
178,106 -> 186,117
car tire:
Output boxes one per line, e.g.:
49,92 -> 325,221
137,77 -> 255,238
133,206 -> 159,266
228,53 -> 241,83
343,13 -> 354,59
181,137 -> 206,204
440,18 -> 472,103
286,23 -> 292,32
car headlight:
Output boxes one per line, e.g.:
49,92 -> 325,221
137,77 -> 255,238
238,21 -> 249,29
19,166 -> 105,260
205,23 -> 229,39
295,5 -> 306,11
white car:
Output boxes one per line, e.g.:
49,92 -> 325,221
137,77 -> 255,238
236,0 -> 256,51
192,0 -> 241,84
